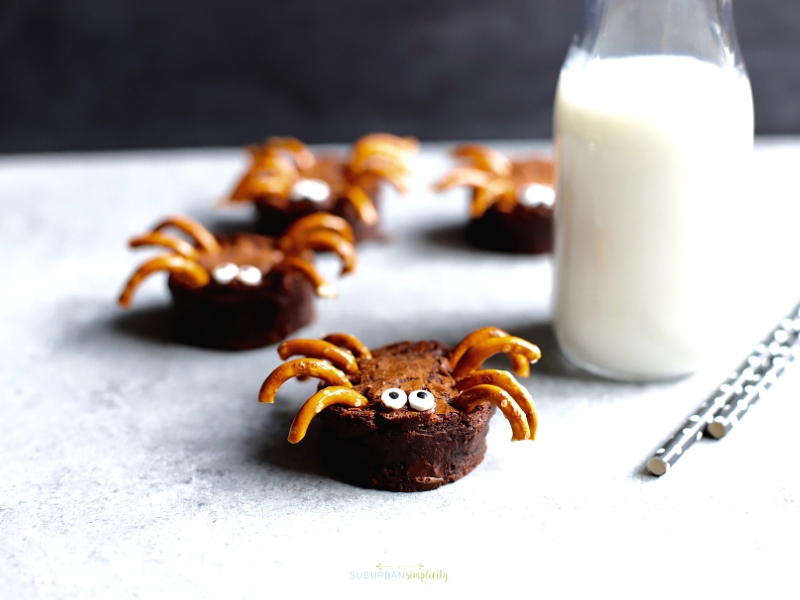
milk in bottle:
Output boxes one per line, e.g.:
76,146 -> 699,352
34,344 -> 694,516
551,0 -> 754,380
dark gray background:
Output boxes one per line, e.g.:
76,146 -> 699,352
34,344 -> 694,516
1,0 -> 797,153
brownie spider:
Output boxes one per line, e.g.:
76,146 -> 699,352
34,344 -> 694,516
226,133 -> 418,241
435,144 -> 555,254
118,213 -> 356,349
257,327 -> 541,491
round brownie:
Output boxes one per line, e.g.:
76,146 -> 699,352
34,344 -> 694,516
320,401 -> 493,492
250,155 -> 383,242
317,340 -> 495,492
168,271 -> 314,351
168,233 -> 316,350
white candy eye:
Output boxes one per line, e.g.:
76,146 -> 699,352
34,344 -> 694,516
212,262 -> 239,285
408,389 -> 435,411
380,388 -> 407,410
289,178 -> 331,203
518,183 -> 555,208
236,265 -> 263,286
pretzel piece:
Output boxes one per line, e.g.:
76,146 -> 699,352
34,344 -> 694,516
456,370 -> 538,440
292,229 -> 356,275
323,333 -> 373,360
453,384 -> 530,441
278,339 -> 359,374
152,215 -> 221,254
434,166 -> 494,192
471,179 -> 515,218
344,185 -> 379,226
451,144 -> 512,178
129,232 -> 199,260
265,137 -> 315,170
283,213 -> 355,245
258,358 -> 353,403
118,255 -> 209,308
276,256 -> 337,299
287,386 -> 369,443
452,336 -> 541,379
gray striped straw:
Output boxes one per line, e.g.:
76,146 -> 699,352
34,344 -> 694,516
646,302 -> 800,476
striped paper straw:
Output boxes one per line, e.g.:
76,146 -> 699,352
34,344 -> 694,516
646,302 -> 800,476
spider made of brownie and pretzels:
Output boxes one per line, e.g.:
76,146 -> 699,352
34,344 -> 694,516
225,133 -> 418,242
118,213 -> 356,350
258,326 -> 541,491
435,143 -> 555,254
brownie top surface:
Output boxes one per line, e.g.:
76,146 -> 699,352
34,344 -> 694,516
195,233 -> 280,272
346,340 -> 460,415
168,233 -> 315,293
300,155 -> 349,196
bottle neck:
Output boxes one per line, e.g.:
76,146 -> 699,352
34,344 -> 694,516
571,0 -> 745,71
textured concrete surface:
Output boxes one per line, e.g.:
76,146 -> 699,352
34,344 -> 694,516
1,140 -> 800,598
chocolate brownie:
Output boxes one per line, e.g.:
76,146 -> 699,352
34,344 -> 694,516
253,157 -> 382,242
168,233 -> 315,350
119,214 -> 355,351
467,201 -> 552,254
468,158 -> 554,254
318,341 -> 495,492
228,134 -> 418,243
258,327 -> 539,492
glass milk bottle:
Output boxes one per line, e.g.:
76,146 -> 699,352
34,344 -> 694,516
552,0 -> 754,380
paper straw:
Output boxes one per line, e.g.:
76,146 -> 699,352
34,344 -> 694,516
646,302 -> 800,476
706,316 -> 800,438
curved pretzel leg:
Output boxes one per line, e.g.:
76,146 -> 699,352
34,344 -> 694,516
284,213 -> 355,245
229,148 -> 298,203
289,230 -> 356,275
471,180 -> 515,218
351,155 -> 410,193
251,150 -> 298,177
323,333 -> 373,360
452,336 -> 541,379
229,171 -> 293,201
278,339 -> 359,374
434,166 -> 493,192
456,370 -> 538,440
129,232 -> 199,260
350,150 -> 412,174
450,328 -> 532,378
451,327 -> 508,365
152,216 -> 221,255
288,386 -> 369,443
353,133 -> 419,156
275,256 -> 337,299
265,137 -> 315,170
494,190 -> 523,214
344,185 -> 379,226
258,358 -> 353,404
453,384 -> 530,441
451,144 -> 512,178
118,255 -> 209,308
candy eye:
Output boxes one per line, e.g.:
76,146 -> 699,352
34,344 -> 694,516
236,265 -> 263,286
289,178 -> 331,203
517,183 -> 555,208
408,389 -> 435,411
380,388 -> 407,410
212,262 -> 239,285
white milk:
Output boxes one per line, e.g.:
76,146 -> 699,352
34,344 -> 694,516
552,55 -> 754,380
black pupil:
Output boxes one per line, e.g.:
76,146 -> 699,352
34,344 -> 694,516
417,392 -> 427,398
389,391 -> 399,399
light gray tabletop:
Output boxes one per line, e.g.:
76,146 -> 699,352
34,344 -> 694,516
2,139 -> 800,599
